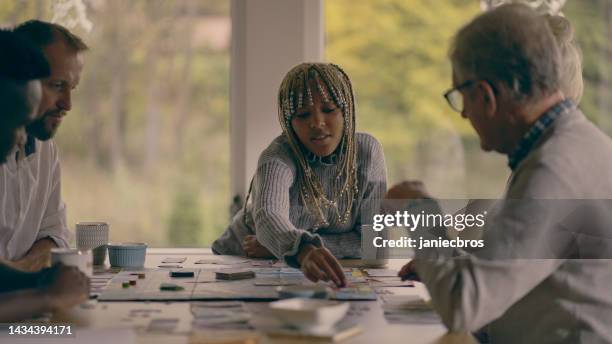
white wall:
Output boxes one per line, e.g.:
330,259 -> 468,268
230,0 -> 324,203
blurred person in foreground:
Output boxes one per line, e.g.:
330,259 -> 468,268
387,4 -> 612,343
0,29 -> 88,322
0,20 -> 88,271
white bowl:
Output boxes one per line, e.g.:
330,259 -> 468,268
276,285 -> 331,299
268,298 -> 349,332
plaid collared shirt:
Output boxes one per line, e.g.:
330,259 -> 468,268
508,99 -> 576,170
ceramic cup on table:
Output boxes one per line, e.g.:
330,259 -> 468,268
107,243 -> 147,268
50,248 -> 93,277
76,222 -> 109,266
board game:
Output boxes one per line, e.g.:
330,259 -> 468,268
97,266 -> 380,301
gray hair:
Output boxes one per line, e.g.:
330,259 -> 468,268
450,4 -> 561,102
545,14 -> 583,103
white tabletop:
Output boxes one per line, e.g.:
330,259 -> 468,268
46,248 -> 475,344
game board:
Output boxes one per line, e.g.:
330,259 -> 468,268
97,267 -> 378,301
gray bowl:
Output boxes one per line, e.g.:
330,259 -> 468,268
108,242 -> 147,268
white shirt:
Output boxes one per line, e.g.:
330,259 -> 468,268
0,139 -> 71,260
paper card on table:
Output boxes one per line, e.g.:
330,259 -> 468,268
333,286 -> 377,301
381,295 -> 440,324
384,311 -> 441,325
195,258 -> 249,265
367,277 -> 414,288
381,295 -> 431,310
190,301 -> 251,328
277,268 -> 302,275
191,308 -> 234,319
130,309 -> 162,314
162,257 -> 187,263
192,311 -> 251,327
215,269 -> 255,280
191,301 -> 244,309
365,268 -> 399,277
221,258 -> 250,265
249,259 -> 278,267
91,280 -> 110,285
147,318 -> 179,333
253,278 -> 301,286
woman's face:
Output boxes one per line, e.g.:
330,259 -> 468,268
291,86 -> 344,157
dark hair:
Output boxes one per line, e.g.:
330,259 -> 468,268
0,29 -> 50,164
14,19 -> 88,52
0,29 -> 50,81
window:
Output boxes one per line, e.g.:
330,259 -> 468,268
326,0 -> 612,198
326,0 -> 501,199
1,0 -> 230,247
564,1 -> 612,134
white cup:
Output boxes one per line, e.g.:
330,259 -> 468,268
76,222 -> 109,266
50,248 -> 93,277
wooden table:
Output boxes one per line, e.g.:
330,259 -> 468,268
44,248 -> 476,344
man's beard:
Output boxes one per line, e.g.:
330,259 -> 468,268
26,110 -> 61,141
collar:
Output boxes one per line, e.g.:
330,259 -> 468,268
14,134 -> 37,162
24,134 -> 36,157
507,99 -> 575,170
305,150 -> 338,166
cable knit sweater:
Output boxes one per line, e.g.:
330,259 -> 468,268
212,132 -> 387,264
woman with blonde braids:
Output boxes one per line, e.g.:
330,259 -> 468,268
212,63 -> 387,286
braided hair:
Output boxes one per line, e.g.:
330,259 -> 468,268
276,63 -> 358,228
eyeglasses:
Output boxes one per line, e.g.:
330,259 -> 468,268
443,80 -> 474,113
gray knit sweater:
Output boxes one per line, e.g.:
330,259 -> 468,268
212,132 -> 387,264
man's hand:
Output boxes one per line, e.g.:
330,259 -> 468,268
386,180 -> 432,200
242,235 -> 274,258
398,260 -> 420,281
12,238 -> 57,272
298,244 -> 346,287
13,253 -> 50,271
45,264 -> 89,312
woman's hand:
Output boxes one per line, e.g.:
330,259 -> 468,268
298,244 -> 346,287
242,235 -> 275,258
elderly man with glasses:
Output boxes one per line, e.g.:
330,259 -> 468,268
386,4 -> 612,343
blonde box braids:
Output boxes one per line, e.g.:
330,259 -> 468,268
275,63 -> 359,229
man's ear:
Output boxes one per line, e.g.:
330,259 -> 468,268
477,81 -> 497,118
